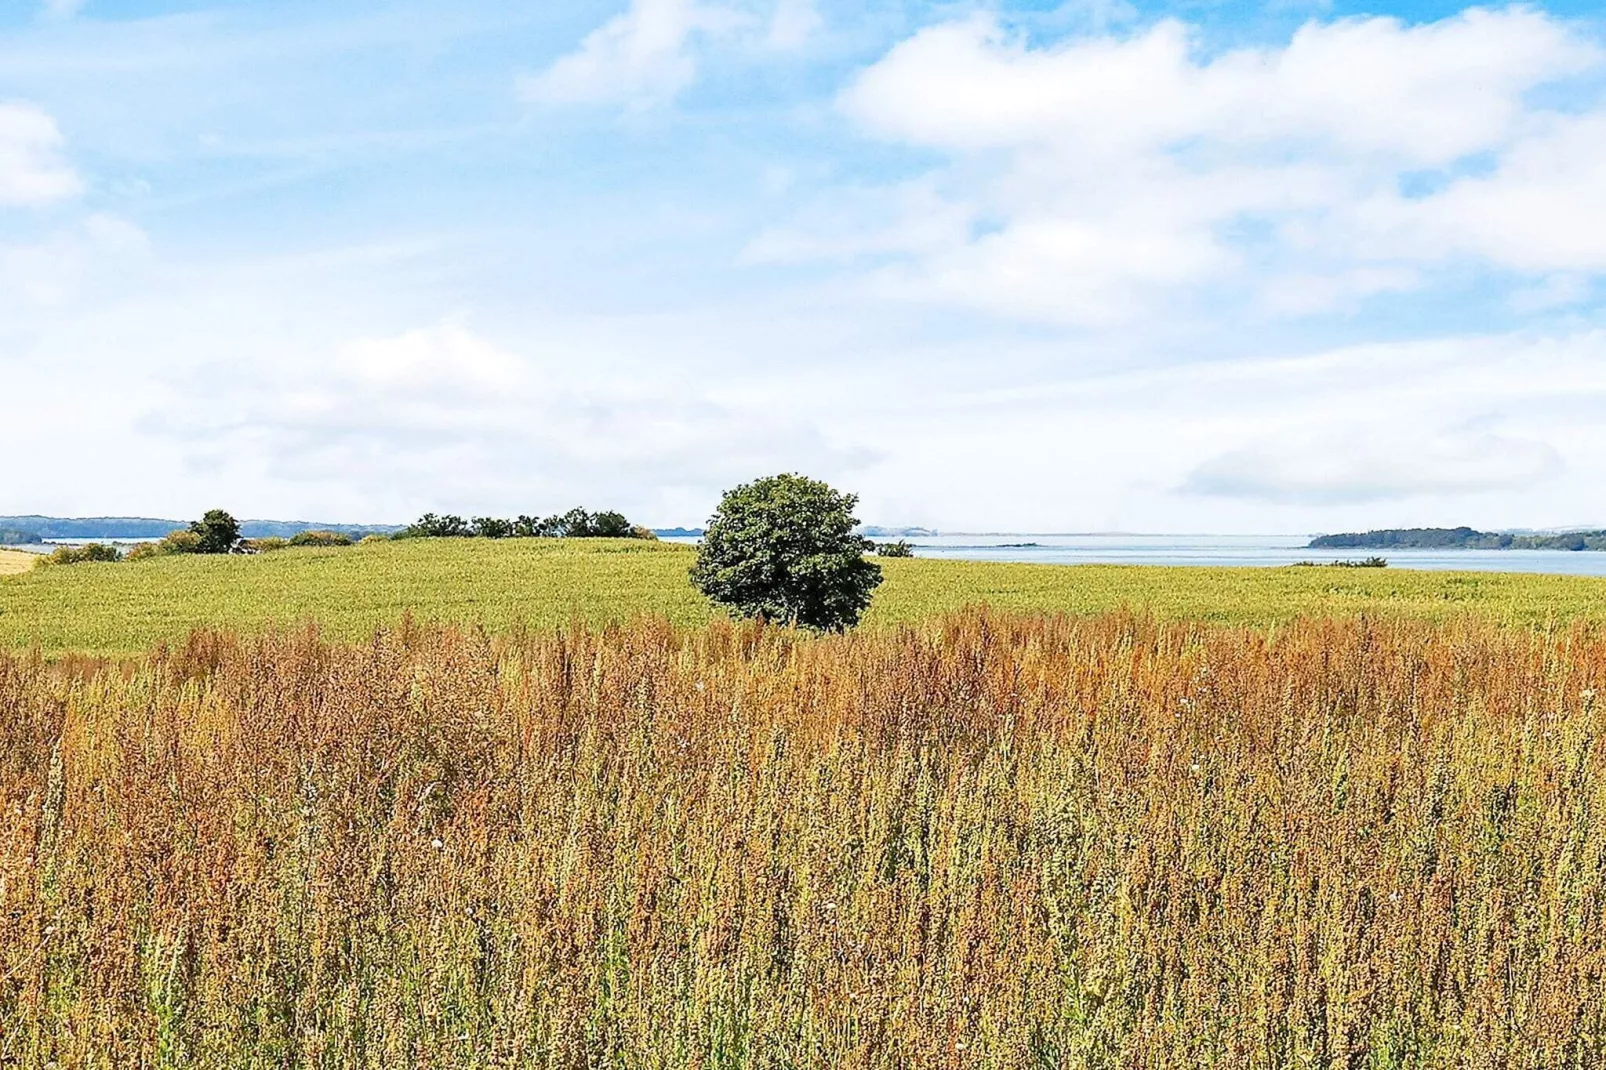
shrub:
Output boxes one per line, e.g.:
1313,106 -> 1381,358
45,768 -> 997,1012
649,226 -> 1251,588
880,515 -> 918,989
189,509 -> 241,554
287,530 -> 353,548
691,473 -> 883,631
159,530 -> 203,555
123,531 -> 200,561
43,543 -> 123,566
241,537 -> 290,554
876,540 -> 915,558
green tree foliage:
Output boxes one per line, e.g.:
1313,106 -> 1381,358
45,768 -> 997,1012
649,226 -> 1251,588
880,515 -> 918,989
472,517 -> 515,539
876,540 -> 915,558
690,473 -> 883,631
43,543 -> 123,566
401,509 -> 652,540
287,530 -> 353,548
589,511 -> 634,537
399,513 -> 474,539
189,510 -> 242,554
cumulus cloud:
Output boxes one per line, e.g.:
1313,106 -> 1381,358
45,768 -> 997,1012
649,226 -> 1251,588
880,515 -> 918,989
0,102 -> 82,205
753,7 -> 1606,324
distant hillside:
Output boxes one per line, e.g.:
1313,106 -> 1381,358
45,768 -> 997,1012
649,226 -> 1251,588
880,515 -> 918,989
0,516 -> 403,542
1310,527 -> 1606,551
860,526 -> 939,538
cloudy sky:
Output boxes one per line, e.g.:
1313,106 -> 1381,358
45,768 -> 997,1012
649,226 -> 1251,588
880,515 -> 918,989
2,0 -> 1604,532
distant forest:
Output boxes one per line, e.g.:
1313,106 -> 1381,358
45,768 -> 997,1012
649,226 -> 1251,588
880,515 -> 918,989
0,516 -> 403,544
1310,527 -> 1606,551
0,515 -> 702,545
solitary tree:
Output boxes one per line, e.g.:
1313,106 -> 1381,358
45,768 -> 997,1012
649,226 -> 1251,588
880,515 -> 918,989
691,474 -> 882,630
189,509 -> 241,554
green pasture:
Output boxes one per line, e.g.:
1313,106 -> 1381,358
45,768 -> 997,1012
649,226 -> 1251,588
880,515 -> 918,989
3,536 -> 1606,655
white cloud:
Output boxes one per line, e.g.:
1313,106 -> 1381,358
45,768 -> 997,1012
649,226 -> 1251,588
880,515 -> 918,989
841,10 -> 1589,161
784,8 -> 1606,324
520,0 -> 815,108
341,324 -> 524,396
139,321 -> 874,519
1259,266 -> 1420,316
519,0 -> 745,108
38,0 -> 86,21
1370,113 -> 1606,273
765,0 -> 820,50
1182,429 -> 1562,504
0,213 -> 147,308
0,102 -> 82,205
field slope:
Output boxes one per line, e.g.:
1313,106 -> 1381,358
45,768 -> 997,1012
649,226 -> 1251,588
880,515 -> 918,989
6,537 -> 1606,654
0,549 -> 35,577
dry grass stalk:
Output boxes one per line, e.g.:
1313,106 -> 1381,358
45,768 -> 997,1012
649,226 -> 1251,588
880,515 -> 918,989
2,611 -> 1604,1067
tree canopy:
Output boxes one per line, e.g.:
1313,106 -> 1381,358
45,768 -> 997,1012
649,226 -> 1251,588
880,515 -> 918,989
690,474 -> 882,631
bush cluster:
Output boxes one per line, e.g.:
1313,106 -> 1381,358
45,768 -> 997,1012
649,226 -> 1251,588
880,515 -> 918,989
397,508 -> 654,541
288,530 -> 353,548
126,530 -> 204,561
41,543 -> 124,566
875,539 -> 915,558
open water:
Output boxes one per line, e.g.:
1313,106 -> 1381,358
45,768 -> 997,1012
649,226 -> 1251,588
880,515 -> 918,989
880,534 -> 1606,576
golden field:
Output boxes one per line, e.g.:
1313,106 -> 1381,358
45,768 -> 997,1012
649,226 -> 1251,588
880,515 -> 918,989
3,612 -> 1603,1067
6,537 -> 1606,656
0,549 -> 36,577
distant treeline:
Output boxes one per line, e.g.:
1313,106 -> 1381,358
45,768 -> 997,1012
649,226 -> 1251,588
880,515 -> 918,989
0,516 -> 401,543
1310,526 -> 1606,551
397,509 -> 654,540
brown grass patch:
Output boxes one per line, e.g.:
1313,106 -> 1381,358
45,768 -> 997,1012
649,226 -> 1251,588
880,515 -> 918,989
0,548 -> 37,576
3,611 -> 1604,1066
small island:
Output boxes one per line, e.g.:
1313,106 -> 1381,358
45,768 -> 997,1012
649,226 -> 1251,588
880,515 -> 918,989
1309,526 -> 1606,551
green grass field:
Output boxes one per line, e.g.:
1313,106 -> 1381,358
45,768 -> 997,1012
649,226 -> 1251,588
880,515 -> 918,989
3,536 -> 1606,655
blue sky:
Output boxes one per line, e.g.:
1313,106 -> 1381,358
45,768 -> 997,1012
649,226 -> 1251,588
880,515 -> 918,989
2,0 -> 1604,531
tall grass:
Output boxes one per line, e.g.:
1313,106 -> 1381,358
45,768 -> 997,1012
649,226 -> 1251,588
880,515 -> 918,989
4,611 -> 1605,1067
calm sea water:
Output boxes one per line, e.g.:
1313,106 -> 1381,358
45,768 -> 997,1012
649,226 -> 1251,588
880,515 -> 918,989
879,534 -> 1606,576
13,534 -> 1606,577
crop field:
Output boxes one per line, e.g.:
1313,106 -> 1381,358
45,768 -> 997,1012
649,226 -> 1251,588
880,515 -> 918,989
0,549 -> 36,577
4,612 -> 1604,1067
5,537 -> 1606,655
